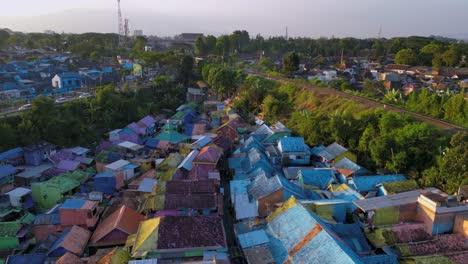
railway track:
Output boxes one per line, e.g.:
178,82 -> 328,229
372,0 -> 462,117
252,73 -> 467,132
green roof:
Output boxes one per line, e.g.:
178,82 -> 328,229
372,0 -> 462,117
382,180 -> 419,194
155,131 -> 189,144
161,122 -> 178,131
62,171 -> 88,183
0,222 -> 21,237
45,176 -> 80,193
172,111 -> 186,120
20,212 -> 36,225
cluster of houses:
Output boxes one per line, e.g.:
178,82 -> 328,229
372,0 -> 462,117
296,55 -> 468,95
226,120 -> 468,263
0,77 -> 467,263
0,85 -> 238,263
0,48 -> 146,103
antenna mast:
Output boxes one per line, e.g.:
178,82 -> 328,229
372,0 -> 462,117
117,0 -> 125,47
285,26 -> 289,40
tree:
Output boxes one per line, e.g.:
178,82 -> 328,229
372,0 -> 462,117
282,51 -> 300,77
441,47 -> 459,67
215,35 -> 231,57
0,30 -> 10,48
177,55 -> 194,86
423,132 -> 468,194
133,36 -> 147,52
395,48 -> 417,65
194,37 -> 206,56
204,35 -> 217,54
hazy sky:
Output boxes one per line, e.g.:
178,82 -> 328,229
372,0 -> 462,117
1,0 -> 468,38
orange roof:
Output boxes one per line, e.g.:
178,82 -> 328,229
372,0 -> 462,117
56,252 -> 84,264
91,206 -> 145,246
337,168 -> 354,178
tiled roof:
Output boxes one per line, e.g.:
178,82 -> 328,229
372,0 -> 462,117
165,180 -> 218,194
164,193 -> 218,210
157,216 -> 227,250
90,205 -> 145,246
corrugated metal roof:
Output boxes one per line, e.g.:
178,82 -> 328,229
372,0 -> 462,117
191,136 -> 212,149
319,142 -> 348,160
48,225 -> 91,257
16,164 -> 54,178
105,159 -> 131,171
248,174 -> 283,201
6,187 -> 31,198
137,178 -> 157,193
278,137 -> 308,153
33,213 -> 61,225
91,205 -> 145,245
238,229 -> 270,249
335,158 -> 363,173
57,160 -> 80,171
353,190 -> 421,211
194,146 -> 223,164
235,194 -> 258,220
0,164 -> 17,178
60,199 -> 86,209
300,168 -> 336,190
177,150 -> 200,171
0,147 -> 23,161
6,253 -> 47,264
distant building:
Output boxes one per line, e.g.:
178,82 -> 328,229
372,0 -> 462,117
51,72 -> 83,91
133,30 -> 143,37
175,33 -> 204,45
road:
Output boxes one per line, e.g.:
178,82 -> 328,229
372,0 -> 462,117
0,95 -> 93,119
252,73 -> 467,132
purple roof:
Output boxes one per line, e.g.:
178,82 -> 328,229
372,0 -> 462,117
138,115 -> 156,128
127,122 -> 146,135
50,150 -> 76,164
57,160 -> 80,171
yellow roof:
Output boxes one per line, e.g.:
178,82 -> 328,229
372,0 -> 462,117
133,218 -> 161,254
267,196 -> 299,222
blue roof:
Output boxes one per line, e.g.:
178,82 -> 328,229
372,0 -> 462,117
0,164 -> 17,178
48,227 -> 72,255
0,147 -> 23,161
33,213 -> 61,225
300,168 -> 336,190
144,138 -> 159,149
353,175 -> 407,192
278,137 -> 309,153
238,229 -> 270,249
60,199 -> 86,209
123,164 -> 140,170
191,136 -> 212,149
137,178 -> 157,192
95,172 -> 114,178
6,253 -> 47,264
360,254 -> 398,264
266,199 -> 362,264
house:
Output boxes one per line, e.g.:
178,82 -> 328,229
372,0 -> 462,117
90,205 -> 144,247
193,146 -> 223,166
137,115 -> 156,135
131,215 -> 227,259
0,147 -> 24,166
265,197 -> 362,264
31,173 -> 84,209
6,187 -> 33,209
24,141 -> 55,166
51,72 -> 83,90
186,87 -> 206,103
95,150 -> 125,173
33,213 -> 64,241
177,150 -> 200,172
66,146 -> 90,157
48,225 -> 91,257
277,137 -> 311,165
298,168 -> 337,190
104,159 -> 139,181
15,164 -> 54,187
155,130 -> 190,145
184,123 -> 207,137
137,178 -> 157,193
59,199 -> 101,228
94,172 -> 124,195
216,119 -> 239,142
0,164 -> 17,193
230,180 -> 259,221
334,157 -> 370,179
315,142 -> 357,164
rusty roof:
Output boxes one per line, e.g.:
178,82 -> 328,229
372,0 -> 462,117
55,252 -> 84,264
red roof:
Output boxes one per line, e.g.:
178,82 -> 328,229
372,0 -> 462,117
56,252 -> 84,264
90,206 -> 145,246
193,146 -> 223,164
55,225 -> 91,256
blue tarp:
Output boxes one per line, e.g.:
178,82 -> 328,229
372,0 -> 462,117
352,175 -> 407,192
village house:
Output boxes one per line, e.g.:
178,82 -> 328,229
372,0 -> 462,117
24,141 -> 55,166
51,72 -> 83,91
277,137 -> 311,165
58,199 -> 101,229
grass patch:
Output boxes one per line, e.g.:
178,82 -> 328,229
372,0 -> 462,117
383,180 -> 419,194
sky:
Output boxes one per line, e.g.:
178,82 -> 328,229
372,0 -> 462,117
1,0 -> 468,39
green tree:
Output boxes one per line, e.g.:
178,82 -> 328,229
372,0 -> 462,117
0,30 -> 10,48
177,55 -> 194,86
215,35 -> 231,57
194,37 -> 206,56
441,47 -> 459,67
133,36 -> 147,52
204,35 -> 217,54
282,51 -> 300,77
395,48 -> 417,65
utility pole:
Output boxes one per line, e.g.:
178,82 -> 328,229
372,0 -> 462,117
117,0 -> 125,47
